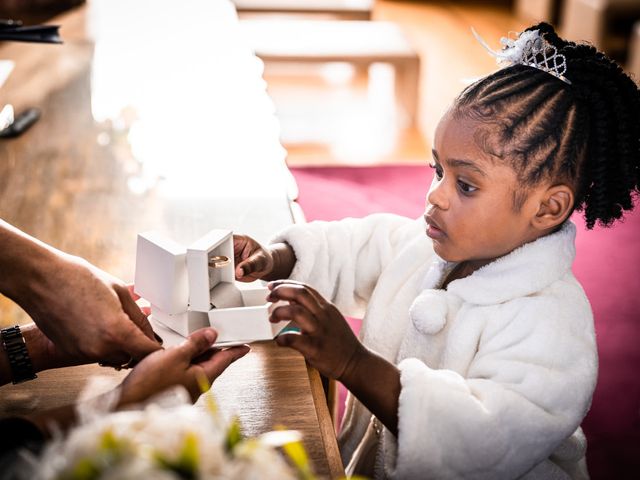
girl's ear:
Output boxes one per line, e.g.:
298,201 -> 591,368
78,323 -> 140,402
532,184 -> 574,231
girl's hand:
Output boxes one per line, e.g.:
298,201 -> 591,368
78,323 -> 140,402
233,235 -> 297,282
118,328 -> 250,406
266,280 -> 366,381
268,281 -> 402,435
233,234 -> 275,282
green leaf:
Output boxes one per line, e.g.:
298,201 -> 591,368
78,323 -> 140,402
196,371 -> 219,417
63,429 -> 132,480
178,433 -> 199,473
66,458 -> 102,480
225,416 -> 244,453
154,432 -> 199,480
98,429 -> 125,456
282,439 -> 315,480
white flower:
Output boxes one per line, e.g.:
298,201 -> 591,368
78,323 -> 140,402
29,383 -> 305,480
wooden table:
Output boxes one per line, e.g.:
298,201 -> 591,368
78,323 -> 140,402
0,0 -> 342,477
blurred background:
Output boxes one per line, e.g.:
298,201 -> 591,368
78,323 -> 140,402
1,1 -> 639,478
2,0 -> 639,168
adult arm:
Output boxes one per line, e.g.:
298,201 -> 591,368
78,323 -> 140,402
0,219 -> 161,364
0,323 -> 85,386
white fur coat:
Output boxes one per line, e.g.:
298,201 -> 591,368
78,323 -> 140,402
272,214 -> 598,479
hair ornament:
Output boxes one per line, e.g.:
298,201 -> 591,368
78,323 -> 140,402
471,28 -> 571,85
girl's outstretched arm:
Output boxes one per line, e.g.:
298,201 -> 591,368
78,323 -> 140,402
267,280 -> 401,435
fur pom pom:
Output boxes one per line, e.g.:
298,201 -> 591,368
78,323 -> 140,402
409,290 -> 448,335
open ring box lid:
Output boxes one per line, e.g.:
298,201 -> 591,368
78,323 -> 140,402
134,229 -> 290,347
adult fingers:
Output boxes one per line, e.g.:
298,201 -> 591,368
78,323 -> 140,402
195,345 -> 250,381
117,286 -> 156,341
119,320 -> 164,360
126,284 -> 141,301
270,304 -> 318,334
267,283 -> 324,316
178,328 -> 218,359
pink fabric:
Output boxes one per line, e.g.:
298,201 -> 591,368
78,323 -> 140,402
290,165 -> 640,478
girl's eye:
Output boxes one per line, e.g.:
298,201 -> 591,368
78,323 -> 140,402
457,181 -> 478,194
429,163 -> 443,180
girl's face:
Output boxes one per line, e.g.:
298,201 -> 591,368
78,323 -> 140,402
425,110 -> 546,265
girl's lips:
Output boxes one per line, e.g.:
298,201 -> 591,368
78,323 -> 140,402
426,224 -> 446,240
425,216 -> 446,240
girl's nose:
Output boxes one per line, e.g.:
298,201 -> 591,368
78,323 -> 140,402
426,178 -> 449,210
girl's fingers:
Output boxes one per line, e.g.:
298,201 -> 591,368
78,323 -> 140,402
267,283 -> 324,316
268,280 -> 326,305
275,332 -> 314,358
268,279 -> 307,289
236,252 -> 268,279
233,235 -> 249,257
270,304 -> 318,334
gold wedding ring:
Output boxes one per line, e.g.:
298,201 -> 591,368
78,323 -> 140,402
208,255 -> 230,269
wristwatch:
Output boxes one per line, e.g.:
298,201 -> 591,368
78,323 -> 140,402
1,325 -> 37,384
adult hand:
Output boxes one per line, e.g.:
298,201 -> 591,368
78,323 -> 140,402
19,252 -> 161,365
118,328 -> 250,405
267,280 -> 366,380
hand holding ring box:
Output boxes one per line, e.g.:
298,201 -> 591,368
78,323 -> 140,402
134,229 -> 290,346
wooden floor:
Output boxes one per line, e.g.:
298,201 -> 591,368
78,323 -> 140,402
260,0 -> 527,167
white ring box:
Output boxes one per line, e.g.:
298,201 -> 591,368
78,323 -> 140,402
134,229 -> 290,346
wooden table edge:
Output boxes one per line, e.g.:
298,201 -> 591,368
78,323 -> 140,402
307,365 -> 345,479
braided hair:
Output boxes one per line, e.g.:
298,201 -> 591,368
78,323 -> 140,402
454,22 -> 640,229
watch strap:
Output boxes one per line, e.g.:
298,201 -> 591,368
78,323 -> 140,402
1,325 -> 37,384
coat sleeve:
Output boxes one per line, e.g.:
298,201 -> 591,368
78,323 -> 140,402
271,213 -> 423,317
392,288 -> 598,479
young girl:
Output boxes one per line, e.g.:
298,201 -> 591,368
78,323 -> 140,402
234,23 -> 639,478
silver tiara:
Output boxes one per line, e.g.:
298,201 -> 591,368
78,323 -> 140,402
472,28 -> 571,85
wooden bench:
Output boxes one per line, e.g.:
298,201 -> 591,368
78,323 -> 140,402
232,0 -> 373,20
239,19 -> 421,126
